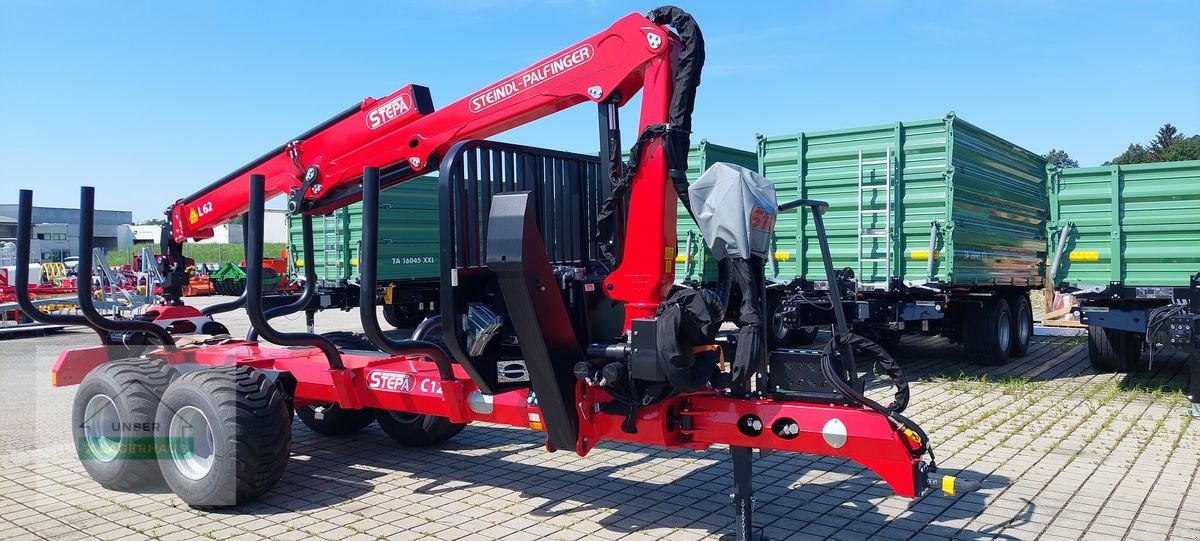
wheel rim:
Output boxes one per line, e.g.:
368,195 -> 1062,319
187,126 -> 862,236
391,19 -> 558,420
169,405 -> 216,481
82,394 -> 121,463
388,411 -> 423,424
771,304 -> 790,341
772,315 -> 788,340
997,311 -> 1011,352
1017,306 -> 1031,346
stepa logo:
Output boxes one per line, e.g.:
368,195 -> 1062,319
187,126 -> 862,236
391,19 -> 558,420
366,92 -> 412,130
366,370 -> 414,393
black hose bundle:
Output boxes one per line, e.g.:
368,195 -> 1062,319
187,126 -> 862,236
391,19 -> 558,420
596,6 -> 705,265
821,334 -> 930,459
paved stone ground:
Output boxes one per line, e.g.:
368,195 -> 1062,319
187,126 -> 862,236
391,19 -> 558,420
1,298 -> 1197,540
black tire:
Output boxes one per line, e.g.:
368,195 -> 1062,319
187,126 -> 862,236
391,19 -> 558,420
791,327 -> 820,347
767,290 -> 797,347
261,268 -> 279,294
200,321 -> 229,335
865,328 -> 902,352
382,302 -> 425,329
322,331 -> 378,351
963,298 -> 1012,366
1087,326 -> 1142,373
1009,294 -> 1033,358
155,365 -> 291,508
374,410 -> 465,447
71,358 -> 175,490
296,403 -> 376,436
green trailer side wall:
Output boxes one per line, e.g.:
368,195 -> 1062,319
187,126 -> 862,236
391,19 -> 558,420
1050,160 -> 1200,288
287,176 -> 440,286
291,204 -> 351,284
673,141 -> 760,282
759,112 -> 1048,288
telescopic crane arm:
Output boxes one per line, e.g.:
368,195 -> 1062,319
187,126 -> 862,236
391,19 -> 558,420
171,12 -> 672,239
167,11 -> 687,324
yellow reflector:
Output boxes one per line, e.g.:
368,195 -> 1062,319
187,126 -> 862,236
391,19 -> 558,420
773,251 -> 792,261
351,258 -> 358,266
675,255 -> 688,263
294,260 -> 304,268
51,371 -> 57,386
942,475 -> 956,496
1069,251 -> 1100,262
911,250 -> 940,260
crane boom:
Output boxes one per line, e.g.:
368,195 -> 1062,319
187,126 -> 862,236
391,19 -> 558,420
171,12 -> 670,243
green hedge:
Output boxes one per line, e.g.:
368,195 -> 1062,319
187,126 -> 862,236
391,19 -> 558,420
105,243 -> 288,267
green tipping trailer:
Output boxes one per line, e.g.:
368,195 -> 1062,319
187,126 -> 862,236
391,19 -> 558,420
287,175 -> 440,328
1049,160 -> 1200,375
759,112 -> 1050,364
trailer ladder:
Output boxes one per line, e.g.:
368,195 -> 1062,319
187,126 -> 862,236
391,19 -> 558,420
856,147 -> 893,291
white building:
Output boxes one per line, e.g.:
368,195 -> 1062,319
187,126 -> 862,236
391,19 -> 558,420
127,210 -> 286,246
0,204 -> 133,262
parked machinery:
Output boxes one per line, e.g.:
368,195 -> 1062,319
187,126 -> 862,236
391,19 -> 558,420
747,114 -> 1049,365
1049,160 -> 1199,412
15,7 -> 978,539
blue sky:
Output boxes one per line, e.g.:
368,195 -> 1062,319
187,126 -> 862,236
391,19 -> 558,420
2,0 -> 1197,220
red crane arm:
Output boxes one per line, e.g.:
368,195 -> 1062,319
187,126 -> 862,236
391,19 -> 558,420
168,84 -> 434,241
170,12 -> 672,243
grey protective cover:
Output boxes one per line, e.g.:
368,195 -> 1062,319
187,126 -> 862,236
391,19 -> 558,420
687,162 -> 778,260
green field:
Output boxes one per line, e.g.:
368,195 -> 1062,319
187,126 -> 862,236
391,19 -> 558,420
105,243 -> 288,268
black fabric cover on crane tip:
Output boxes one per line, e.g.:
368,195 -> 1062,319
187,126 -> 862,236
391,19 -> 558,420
647,5 -> 706,214
654,287 -> 723,392
595,6 -> 704,265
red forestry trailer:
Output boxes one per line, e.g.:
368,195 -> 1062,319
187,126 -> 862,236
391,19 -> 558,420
15,7 -> 978,539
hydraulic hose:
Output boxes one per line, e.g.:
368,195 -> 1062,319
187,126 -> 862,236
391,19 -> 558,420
820,335 -> 930,459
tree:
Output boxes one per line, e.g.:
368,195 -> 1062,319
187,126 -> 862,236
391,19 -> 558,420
1044,148 -> 1078,169
1107,124 -> 1199,165
1149,123 -> 1182,156
137,218 -> 166,226
1159,135 -> 1200,162
1107,143 -> 1151,165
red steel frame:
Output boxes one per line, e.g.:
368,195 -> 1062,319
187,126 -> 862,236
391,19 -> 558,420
53,343 -> 925,497
48,9 -> 931,503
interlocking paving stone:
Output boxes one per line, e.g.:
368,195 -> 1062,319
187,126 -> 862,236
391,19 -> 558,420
1,299 -> 1196,540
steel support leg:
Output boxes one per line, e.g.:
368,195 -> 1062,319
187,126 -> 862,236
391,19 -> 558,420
723,378 -> 766,540
722,445 -> 766,541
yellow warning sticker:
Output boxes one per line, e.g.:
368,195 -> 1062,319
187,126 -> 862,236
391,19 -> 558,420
188,208 -> 199,225
1069,251 -> 1100,262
